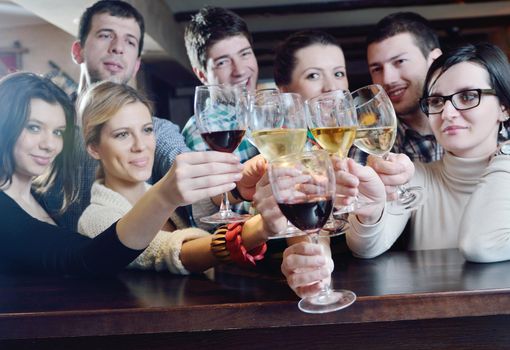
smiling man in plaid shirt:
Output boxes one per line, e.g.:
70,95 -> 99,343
182,6 -> 259,161
350,12 -> 444,164
182,7 -> 260,216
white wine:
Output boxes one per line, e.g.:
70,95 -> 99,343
252,128 -> 307,161
310,126 -> 357,158
354,127 -> 396,156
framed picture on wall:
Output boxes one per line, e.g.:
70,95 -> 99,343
0,41 -> 27,77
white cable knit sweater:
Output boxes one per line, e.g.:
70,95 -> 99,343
78,181 -> 209,274
347,152 -> 510,262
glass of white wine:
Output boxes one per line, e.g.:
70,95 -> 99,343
306,89 -> 358,235
351,84 -> 424,214
249,89 -> 308,239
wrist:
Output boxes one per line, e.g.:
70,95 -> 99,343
210,222 -> 267,268
154,180 -> 179,213
243,215 -> 269,248
230,185 -> 250,202
355,202 -> 385,225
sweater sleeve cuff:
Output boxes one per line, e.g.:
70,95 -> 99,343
348,204 -> 387,238
161,228 -> 209,275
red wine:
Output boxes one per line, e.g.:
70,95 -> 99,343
278,197 -> 333,232
201,130 -> 246,153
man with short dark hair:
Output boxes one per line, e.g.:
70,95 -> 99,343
351,12 -> 444,164
182,7 -> 260,214
43,1 -> 190,229
182,6 -> 258,158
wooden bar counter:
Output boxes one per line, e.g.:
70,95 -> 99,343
1,248 -> 510,349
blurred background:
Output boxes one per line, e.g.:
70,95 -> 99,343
2,0 -> 510,128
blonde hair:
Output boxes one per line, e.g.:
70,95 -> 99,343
78,81 -> 153,179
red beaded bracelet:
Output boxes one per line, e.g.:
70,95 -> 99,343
211,222 -> 267,268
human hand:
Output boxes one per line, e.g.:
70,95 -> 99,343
252,172 -> 287,237
235,154 -> 266,201
333,157 -> 386,222
281,241 -> 333,298
163,151 -> 243,207
367,153 -> 414,201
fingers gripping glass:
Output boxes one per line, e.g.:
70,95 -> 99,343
268,150 -> 356,313
352,84 -> 424,214
420,89 -> 496,116
195,84 -> 251,224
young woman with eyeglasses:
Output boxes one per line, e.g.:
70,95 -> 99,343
340,42 -> 510,262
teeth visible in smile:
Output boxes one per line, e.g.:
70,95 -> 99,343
388,88 -> 405,97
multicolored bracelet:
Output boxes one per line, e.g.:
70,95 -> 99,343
210,222 -> 267,267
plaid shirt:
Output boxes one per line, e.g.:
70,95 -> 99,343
349,120 -> 443,165
182,113 -> 258,162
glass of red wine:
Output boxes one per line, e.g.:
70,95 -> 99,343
195,84 -> 251,224
268,150 -> 356,313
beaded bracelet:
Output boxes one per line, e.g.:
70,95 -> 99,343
210,222 -> 267,268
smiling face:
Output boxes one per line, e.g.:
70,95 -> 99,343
198,35 -> 259,92
87,101 -> 155,187
72,13 -> 141,86
281,44 -> 348,101
427,61 -> 505,158
13,99 -> 66,180
367,32 -> 438,120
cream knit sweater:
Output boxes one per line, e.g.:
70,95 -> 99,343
78,181 -> 209,274
347,152 -> 510,262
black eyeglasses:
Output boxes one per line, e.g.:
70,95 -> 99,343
419,88 -> 497,116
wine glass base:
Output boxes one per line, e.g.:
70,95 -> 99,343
298,289 -> 356,314
200,211 -> 251,224
320,217 -> 349,238
268,223 -> 306,240
386,186 -> 425,215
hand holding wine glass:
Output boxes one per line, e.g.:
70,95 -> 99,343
195,84 -> 251,224
352,84 -> 424,214
366,152 -> 416,202
252,172 -> 288,238
281,241 -> 334,299
269,150 -> 356,313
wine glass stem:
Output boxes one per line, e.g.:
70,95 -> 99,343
382,153 -> 408,198
219,192 -> 232,215
310,233 -> 333,296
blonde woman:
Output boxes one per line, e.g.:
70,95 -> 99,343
78,81 -> 273,273
0,73 -> 242,275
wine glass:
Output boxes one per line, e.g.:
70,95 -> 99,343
249,89 -> 308,239
306,90 -> 376,222
195,84 -> 251,224
351,84 -> 424,214
306,90 -> 357,235
268,150 -> 356,313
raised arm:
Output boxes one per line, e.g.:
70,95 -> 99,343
117,151 -> 243,249
340,157 -> 409,258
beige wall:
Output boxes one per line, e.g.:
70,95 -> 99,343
0,23 -> 79,82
